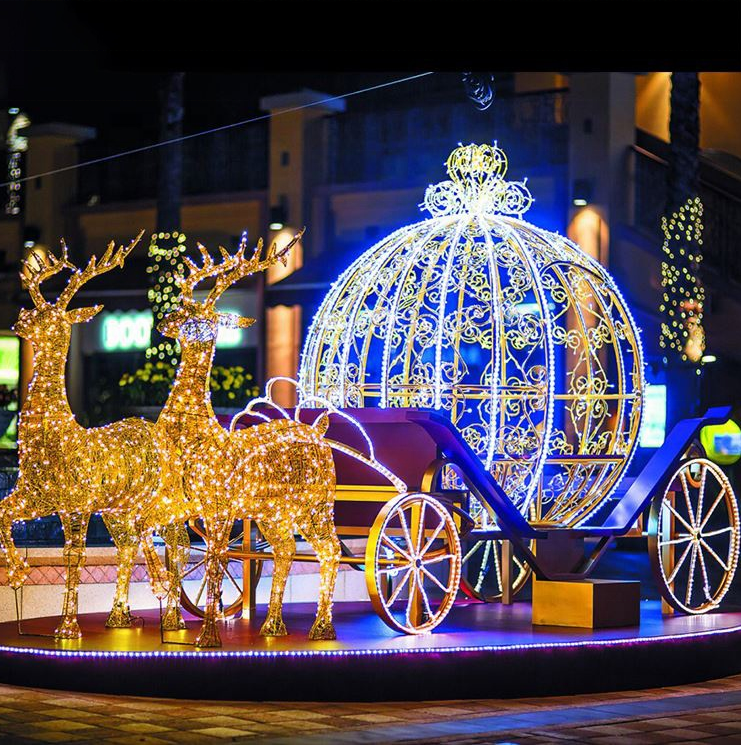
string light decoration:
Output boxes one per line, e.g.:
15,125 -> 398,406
5,110 -> 30,216
0,233 -> 187,639
659,196 -> 706,363
146,231 -> 187,364
461,72 -> 496,111
149,231 -> 341,648
300,142 -> 645,527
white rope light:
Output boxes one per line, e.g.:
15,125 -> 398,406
300,143 -> 645,525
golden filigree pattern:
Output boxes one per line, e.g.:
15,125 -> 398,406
301,143 -> 644,525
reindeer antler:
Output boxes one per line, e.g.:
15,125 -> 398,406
176,242 -> 235,303
204,229 -> 304,308
56,231 -> 144,309
20,242 -> 76,307
176,230 -> 304,307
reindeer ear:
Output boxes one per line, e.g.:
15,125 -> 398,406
235,316 -> 256,329
66,305 -> 103,325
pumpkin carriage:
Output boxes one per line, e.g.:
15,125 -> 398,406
178,144 -> 739,633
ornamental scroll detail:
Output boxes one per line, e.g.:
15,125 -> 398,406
302,141 -> 645,527
421,143 -> 534,219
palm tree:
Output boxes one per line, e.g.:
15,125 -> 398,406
148,72 -> 185,361
662,73 -> 705,422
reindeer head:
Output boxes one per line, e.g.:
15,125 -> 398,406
157,231 -> 303,346
14,232 -> 143,347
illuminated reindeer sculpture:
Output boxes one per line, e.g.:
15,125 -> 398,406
154,232 -> 340,647
0,235 -> 186,638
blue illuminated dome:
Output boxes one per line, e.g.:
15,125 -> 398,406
301,143 -> 644,524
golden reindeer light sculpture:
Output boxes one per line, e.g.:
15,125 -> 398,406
153,232 -> 341,647
0,235 -> 185,638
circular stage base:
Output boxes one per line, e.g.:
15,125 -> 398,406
2,601 -> 741,700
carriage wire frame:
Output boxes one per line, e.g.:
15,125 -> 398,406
189,403 -> 738,635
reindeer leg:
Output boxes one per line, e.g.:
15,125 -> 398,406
0,489 -> 34,589
140,529 -> 170,602
55,512 -> 90,639
299,498 -> 341,641
161,522 -> 189,631
102,513 -> 138,628
259,523 -> 295,637
194,517 -> 231,648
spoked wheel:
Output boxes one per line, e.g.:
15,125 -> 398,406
649,458 -> 740,614
459,496 -> 533,602
179,519 -> 265,619
366,493 -> 461,634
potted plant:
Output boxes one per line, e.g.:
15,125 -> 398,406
118,362 -> 177,420
210,366 -> 259,415
118,363 -> 259,419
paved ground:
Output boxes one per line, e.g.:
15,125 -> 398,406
0,674 -> 740,744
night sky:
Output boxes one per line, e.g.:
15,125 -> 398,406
3,1 -> 739,151
3,3 -> 465,148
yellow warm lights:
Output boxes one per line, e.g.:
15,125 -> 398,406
659,197 -> 706,363
148,230 -> 341,647
0,233 -> 186,639
147,231 -> 187,365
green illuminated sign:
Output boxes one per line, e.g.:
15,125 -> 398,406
0,336 -> 20,387
101,311 -> 154,352
701,420 -> 741,466
99,310 -> 245,352
640,384 -> 667,448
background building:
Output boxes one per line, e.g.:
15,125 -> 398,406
1,71 -> 740,458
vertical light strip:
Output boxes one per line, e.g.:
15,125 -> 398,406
478,214 -> 501,472
433,218 -> 469,409
337,225 -> 423,406
380,221 -> 451,408
499,217 -> 555,514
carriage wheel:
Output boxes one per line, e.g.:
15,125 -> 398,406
179,519 -> 264,620
649,458 -> 740,614
366,493 -> 461,634
459,497 -> 533,602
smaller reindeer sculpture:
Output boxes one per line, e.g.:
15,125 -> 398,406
149,232 -> 341,647
0,235 -> 185,638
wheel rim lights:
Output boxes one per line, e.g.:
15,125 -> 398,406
366,493 -> 461,634
653,458 -> 740,614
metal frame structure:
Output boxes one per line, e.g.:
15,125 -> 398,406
178,405 -> 739,634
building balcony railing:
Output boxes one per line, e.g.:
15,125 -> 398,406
77,122 -> 269,205
314,90 -> 570,187
633,145 -> 741,286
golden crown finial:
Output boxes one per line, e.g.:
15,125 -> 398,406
422,142 -> 533,218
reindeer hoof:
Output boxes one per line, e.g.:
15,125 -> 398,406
260,617 -> 288,637
309,618 -> 336,641
161,605 -> 186,631
194,623 -> 222,648
54,618 -> 82,640
105,604 -> 133,629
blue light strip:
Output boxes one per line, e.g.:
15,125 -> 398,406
1,622 -> 739,659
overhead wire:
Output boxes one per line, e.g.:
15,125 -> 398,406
1,72 -> 436,188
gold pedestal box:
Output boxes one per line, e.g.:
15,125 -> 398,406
532,579 -> 641,629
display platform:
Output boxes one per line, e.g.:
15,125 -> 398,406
1,600 -> 741,701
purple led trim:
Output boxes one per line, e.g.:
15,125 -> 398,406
1,622 -> 740,659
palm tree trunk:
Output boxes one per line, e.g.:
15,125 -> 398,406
148,72 -> 185,357
156,72 -> 184,231
667,73 -> 700,213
